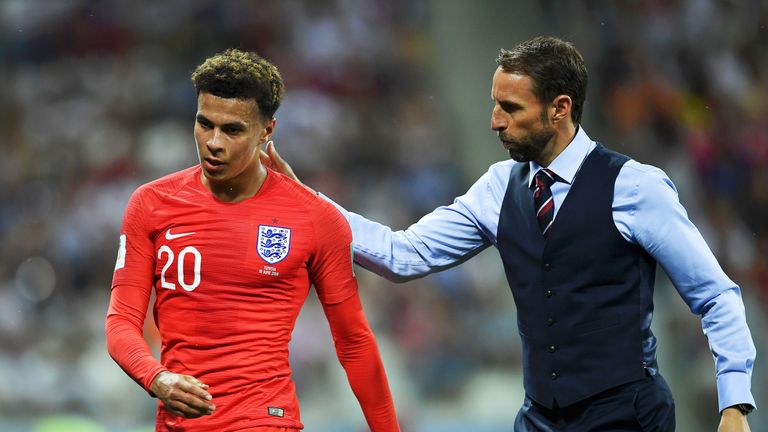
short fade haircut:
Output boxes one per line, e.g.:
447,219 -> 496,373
191,48 -> 284,121
496,36 -> 588,124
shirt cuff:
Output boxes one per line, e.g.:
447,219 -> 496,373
717,370 -> 756,413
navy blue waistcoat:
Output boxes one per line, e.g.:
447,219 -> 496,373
497,144 -> 657,408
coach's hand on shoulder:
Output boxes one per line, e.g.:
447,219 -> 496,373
260,141 -> 316,193
150,370 -> 216,418
718,407 -> 751,432
260,141 -> 299,182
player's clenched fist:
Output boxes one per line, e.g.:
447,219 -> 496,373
150,371 -> 216,418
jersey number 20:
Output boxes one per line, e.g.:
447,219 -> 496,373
157,245 -> 201,291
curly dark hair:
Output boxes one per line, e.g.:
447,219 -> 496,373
496,36 -> 588,124
191,48 -> 284,120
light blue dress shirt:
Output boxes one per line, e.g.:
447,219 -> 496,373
328,126 -> 756,412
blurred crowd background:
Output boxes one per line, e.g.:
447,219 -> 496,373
1,0 -> 767,431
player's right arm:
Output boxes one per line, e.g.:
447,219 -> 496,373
106,187 -> 214,418
308,199 -> 400,431
262,141 -> 499,282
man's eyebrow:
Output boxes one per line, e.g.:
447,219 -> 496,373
221,121 -> 246,130
195,115 -> 247,129
498,100 -> 522,111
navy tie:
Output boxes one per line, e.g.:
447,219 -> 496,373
532,168 -> 557,238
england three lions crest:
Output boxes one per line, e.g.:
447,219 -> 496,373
258,225 -> 291,264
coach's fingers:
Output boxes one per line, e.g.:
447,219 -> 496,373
264,141 -> 299,182
259,149 -> 273,170
264,140 -> 282,164
259,140 -> 278,170
264,141 -> 318,194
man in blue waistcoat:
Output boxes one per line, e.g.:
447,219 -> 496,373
263,36 -> 755,431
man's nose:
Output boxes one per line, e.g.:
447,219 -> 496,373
206,129 -> 224,150
491,108 -> 506,132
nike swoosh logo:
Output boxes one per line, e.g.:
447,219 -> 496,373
165,229 -> 196,240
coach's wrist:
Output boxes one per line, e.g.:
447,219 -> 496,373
722,404 -> 753,416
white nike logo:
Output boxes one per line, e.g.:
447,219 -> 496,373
165,229 -> 196,240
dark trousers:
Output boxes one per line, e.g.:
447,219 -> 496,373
514,373 -> 675,431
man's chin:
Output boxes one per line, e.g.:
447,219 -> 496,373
508,150 -> 533,162
501,141 -> 532,162
201,166 -> 228,182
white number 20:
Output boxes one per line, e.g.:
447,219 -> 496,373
157,245 -> 202,291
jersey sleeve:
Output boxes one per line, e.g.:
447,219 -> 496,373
322,294 -> 400,431
307,199 -> 358,305
106,186 -> 167,392
306,198 -> 400,430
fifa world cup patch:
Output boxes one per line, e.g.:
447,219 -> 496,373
114,234 -> 126,270
267,406 -> 285,417
257,225 -> 291,264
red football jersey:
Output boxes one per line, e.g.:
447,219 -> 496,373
108,166 -> 363,430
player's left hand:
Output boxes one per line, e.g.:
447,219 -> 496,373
150,371 -> 216,419
718,407 -> 751,432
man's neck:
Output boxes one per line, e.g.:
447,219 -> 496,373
537,123 -> 578,167
203,164 -> 267,203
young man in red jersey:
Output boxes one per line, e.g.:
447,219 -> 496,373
106,49 -> 400,432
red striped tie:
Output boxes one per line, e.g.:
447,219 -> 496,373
532,168 -> 557,238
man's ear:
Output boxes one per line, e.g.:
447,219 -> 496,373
551,95 -> 572,123
262,118 -> 276,142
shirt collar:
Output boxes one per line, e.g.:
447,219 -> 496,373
528,125 -> 595,188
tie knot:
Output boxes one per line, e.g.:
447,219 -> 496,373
533,168 -> 556,189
